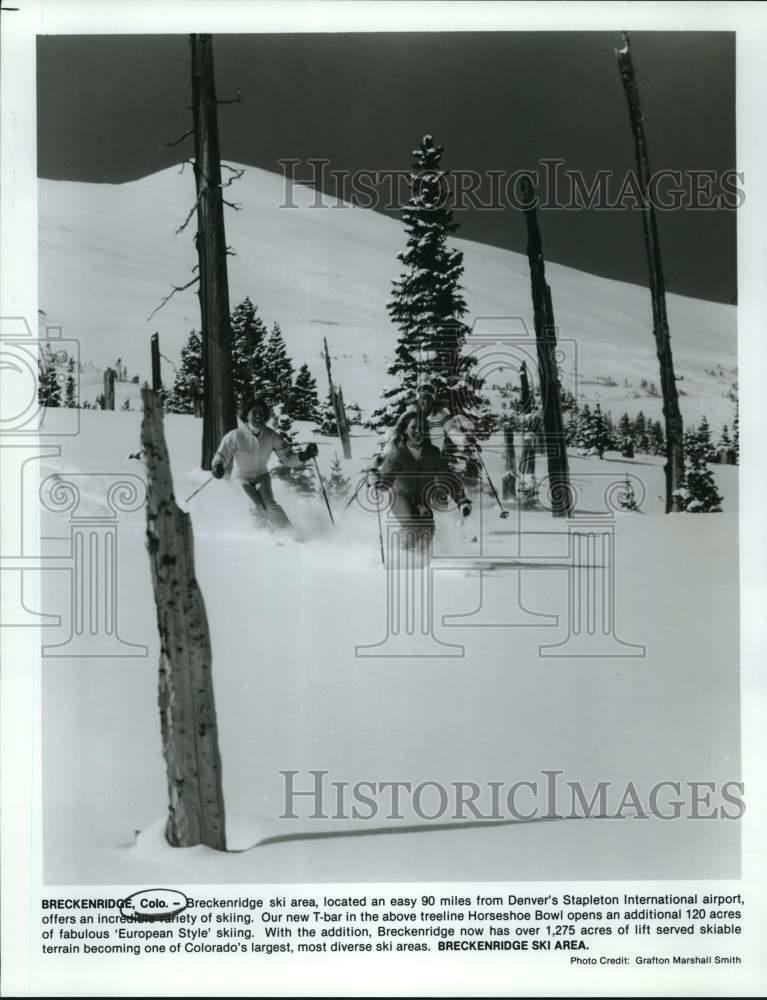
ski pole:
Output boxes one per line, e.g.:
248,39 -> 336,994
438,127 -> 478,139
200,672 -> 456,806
184,476 -> 214,504
375,494 -> 385,566
344,476 -> 367,512
477,452 -> 510,519
312,456 -> 335,526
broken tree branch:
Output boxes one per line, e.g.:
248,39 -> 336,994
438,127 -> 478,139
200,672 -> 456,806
161,127 -> 194,150
146,274 -> 200,322
217,88 -> 242,105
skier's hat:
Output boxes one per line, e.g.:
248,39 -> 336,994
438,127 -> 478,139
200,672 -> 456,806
240,397 -> 270,422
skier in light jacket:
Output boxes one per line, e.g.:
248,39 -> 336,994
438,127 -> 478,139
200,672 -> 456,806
211,398 -> 318,532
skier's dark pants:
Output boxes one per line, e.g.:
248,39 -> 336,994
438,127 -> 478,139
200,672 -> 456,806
390,491 -> 435,550
242,475 -> 291,531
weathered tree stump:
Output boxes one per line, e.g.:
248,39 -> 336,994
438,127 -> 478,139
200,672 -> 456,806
502,422 -> 517,500
141,385 -> 226,849
103,367 -> 116,410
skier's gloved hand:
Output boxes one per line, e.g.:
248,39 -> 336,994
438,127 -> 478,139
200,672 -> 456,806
458,497 -> 472,518
211,461 -> 226,480
298,443 -> 318,462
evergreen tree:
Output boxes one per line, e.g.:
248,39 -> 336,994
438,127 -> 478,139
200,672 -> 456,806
673,426 -> 724,513
648,419 -> 666,456
633,410 -> 650,453
288,363 -> 321,421
733,401 -> 739,463
262,322 -> 294,409
316,390 -> 339,436
697,414 -> 716,463
231,297 -> 268,407
618,476 -> 640,511
618,412 -> 634,457
346,401 -> 363,426
367,134 -> 489,433
718,424 -> 732,450
167,330 -> 203,414
38,348 -> 61,408
324,453 -> 352,502
592,403 -> 610,459
286,463 -> 318,497
564,405 -> 580,446
575,404 -> 593,451
65,357 -> 77,408
618,412 -> 633,438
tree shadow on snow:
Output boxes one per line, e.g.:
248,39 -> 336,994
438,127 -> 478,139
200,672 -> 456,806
234,813 -> 612,853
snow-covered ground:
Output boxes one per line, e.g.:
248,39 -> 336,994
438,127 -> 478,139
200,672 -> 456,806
37,161 -> 740,885
40,409 -> 740,885
39,164 -> 737,433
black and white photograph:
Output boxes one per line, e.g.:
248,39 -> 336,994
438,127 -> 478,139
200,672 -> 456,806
1,1 -> 766,996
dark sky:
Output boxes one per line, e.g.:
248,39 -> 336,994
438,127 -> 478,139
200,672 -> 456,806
37,32 -> 737,304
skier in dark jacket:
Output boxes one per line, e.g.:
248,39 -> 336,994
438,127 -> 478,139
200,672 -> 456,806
375,411 -> 471,549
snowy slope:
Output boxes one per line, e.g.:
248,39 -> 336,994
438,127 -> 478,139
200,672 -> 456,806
39,164 -> 737,430
40,409 -> 739,885
37,165 -> 740,885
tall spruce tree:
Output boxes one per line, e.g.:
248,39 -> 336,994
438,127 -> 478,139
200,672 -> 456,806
592,403 -> 610,459
231,297 -> 268,407
673,424 -> 724,513
696,414 -> 716,463
167,330 -> 204,413
288,363 -> 321,421
575,404 -> 593,450
618,412 -> 633,439
38,348 -> 61,408
317,390 -> 339,436
648,419 -> 666,456
618,411 -> 635,456
263,322 -> 294,409
65,357 -> 77,408
367,134 -> 488,432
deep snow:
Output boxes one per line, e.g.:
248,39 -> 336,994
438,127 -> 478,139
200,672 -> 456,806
41,409 -> 740,885
37,162 -> 740,885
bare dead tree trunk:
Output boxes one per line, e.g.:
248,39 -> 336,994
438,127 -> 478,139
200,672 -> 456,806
616,32 -> 684,512
103,368 -> 116,410
323,336 -> 352,458
141,384 -> 227,849
519,360 -> 532,413
520,177 -> 573,517
151,332 -> 162,393
191,34 -> 236,470
502,421 -> 517,500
